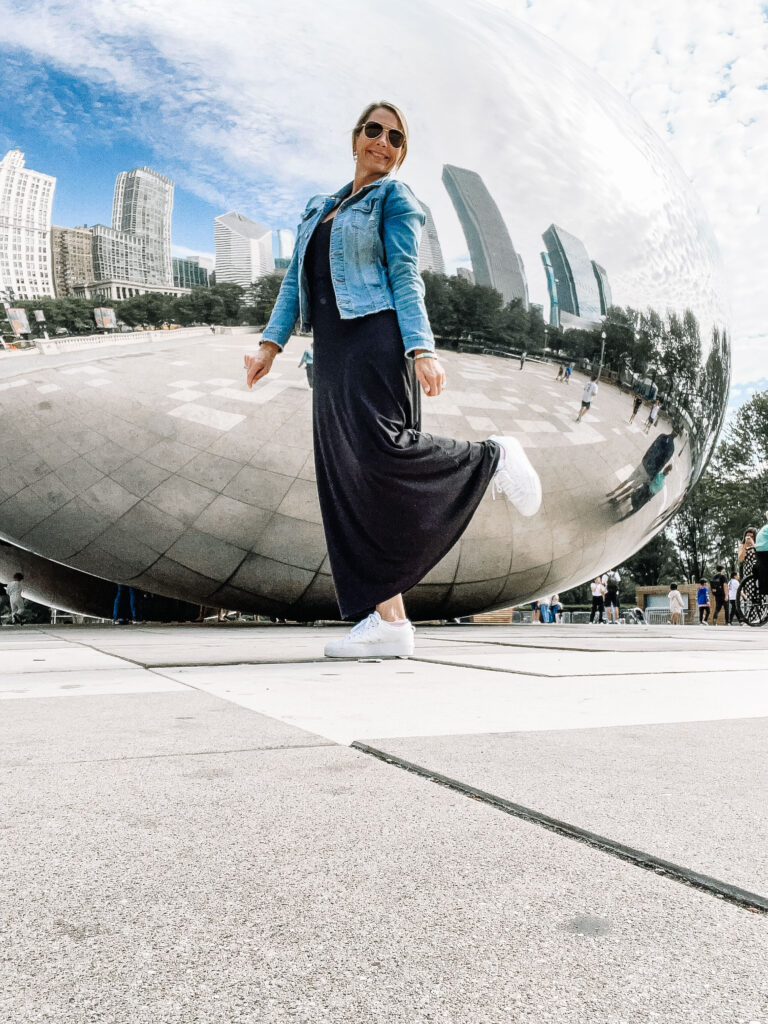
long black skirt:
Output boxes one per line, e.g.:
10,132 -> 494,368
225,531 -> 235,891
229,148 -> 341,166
308,220 -> 499,620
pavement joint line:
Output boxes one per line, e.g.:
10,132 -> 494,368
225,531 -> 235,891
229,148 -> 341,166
4,741 -> 338,770
408,656 -> 768,678
351,742 -> 768,915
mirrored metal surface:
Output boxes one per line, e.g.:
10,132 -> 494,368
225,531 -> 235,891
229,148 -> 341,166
0,4 -> 729,618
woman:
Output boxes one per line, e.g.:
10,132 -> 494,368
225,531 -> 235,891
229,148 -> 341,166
244,102 -> 542,657
589,576 -> 605,624
667,583 -> 685,625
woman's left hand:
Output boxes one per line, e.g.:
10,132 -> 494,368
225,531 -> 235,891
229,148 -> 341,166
414,355 -> 446,397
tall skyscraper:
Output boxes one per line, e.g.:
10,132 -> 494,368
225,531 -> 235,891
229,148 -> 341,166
540,252 -> 560,327
277,229 -> 295,261
214,212 -> 274,288
91,225 -> 144,290
417,201 -> 445,275
541,224 -> 602,326
112,167 -> 174,286
441,164 -> 528,307
51,226 -> 94,297
173,256 -> 209,289
591,260 -> 612,315
0,149 -> 56,301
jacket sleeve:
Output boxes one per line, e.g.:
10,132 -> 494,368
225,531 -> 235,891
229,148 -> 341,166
261,246 -> 300,351
381,181 -> 435,356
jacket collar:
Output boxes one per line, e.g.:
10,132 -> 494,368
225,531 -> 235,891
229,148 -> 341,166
331,173 -> 392,203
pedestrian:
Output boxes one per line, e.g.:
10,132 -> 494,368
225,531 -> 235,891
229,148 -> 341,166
530,600 -> 541,624
576,375 -> 598,422
738,527 -> 757,572
604,570 -> 621,623
590,576 -> 606,623
629,394 -> 643,423
113,584 -> 140,625
564,364 -> 572,384
245,101 -> 542,659
709,564 -> 729,625
298,343 -> 314,388
644,399 -> 661,434
696,579 -> 711,624
555,365 -> 564,382
667,583 -> 685,625
7,572 -> 25,625
550,593 -> 562,623
539,595 -> 551,623
519,350 -> 526,370
728,571 -> 740,625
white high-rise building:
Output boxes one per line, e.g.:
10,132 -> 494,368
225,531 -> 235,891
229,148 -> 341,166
417,201 -> 445,275
215,212 -> 274,288
277,229 -> 295,261
0,149 -> 56,301
112,167 -> 174,286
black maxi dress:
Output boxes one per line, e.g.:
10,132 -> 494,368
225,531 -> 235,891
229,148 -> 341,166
306,217 -> 500,620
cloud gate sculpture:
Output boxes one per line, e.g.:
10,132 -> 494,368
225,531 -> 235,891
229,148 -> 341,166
0,2 -> 729,621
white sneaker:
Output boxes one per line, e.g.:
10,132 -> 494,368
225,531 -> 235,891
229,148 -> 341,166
324,611 -> 415,658
489,436 -> 542,517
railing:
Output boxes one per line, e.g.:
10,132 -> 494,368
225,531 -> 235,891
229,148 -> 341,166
34,324 -> 259,356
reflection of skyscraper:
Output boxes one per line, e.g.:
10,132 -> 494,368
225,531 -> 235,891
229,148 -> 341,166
591,260 -> 612,315
0,149 -> 56,301
112,167 -> 174,286
540,252 -> 559,327
215,212 -> 274,288
277,229 -> 295,260
542,224 -> 602,326
416,201 -> 445,274
441,164 -> 528,307
456,267 -> 475,284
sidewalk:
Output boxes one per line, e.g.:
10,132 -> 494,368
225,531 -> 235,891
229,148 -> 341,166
2,622 -> 767,1023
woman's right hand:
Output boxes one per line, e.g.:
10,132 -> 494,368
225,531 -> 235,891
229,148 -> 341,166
245,341 -> 280,389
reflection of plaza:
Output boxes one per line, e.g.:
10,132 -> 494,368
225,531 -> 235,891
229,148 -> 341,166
0,334 -> 692,619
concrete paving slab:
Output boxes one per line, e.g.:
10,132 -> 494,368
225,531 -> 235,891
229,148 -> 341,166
0,689 -> 332,767
0,668 -> 185,700
0,642 -> 134,674
3,741 -> 767,1024
161,659 -> 768,745
366,718 -> 768,896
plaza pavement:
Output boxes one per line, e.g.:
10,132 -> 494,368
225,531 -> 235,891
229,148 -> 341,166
2,620 -> 767,1023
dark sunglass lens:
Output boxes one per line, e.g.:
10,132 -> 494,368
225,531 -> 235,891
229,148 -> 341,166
388,129 -> 404,148
363,122 -> 383,139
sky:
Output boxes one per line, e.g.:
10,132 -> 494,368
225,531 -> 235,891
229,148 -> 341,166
1,0 -> 765,405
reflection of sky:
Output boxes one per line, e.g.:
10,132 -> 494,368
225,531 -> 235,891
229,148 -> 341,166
0,0 -> 727,344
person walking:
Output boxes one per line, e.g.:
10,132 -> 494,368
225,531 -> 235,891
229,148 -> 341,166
298,344 -> 314,388
604,570 -> 621,623
696,579 -> 711,624
728,571 -> 740,625
576,376 -> 598,422
667,583 -> 685,625
245,101 -> 542,659
519,350 -> 527,371
629,394 -> 643,424
709,565 -> 729,625
555,365 -> 564,382
590,576 -> 606,623
564,364 -> 572,384
7,572 -> 26,625
644,399 -> 661,434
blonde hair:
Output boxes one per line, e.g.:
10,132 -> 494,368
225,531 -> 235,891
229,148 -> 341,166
352,101 -> 409,170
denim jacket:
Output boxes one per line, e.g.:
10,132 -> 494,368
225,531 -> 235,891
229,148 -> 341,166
261,175 -> 435,356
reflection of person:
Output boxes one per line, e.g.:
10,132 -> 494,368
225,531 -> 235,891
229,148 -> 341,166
709,565 -> 729,625
564,364 -> 572,384
605,430 -> 677,505
629,395 -> 643,423
576,376 -> 598,422
519,350 -> 526,370
615,463 -> 673,521
667,584 -> 685,625
644,399 -> 661,433
728,572 -> 740,624
696,579 -> 711,624
590,577 -> 606,623
555,365 -> 564,382
244,101 -> 542,660
298,344 -> 314,388
7,572 -> 26,625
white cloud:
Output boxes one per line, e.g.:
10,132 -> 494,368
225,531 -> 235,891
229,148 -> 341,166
1,0 -> 764,391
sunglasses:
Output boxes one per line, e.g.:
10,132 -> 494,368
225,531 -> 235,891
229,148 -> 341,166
360,121 -> 405,149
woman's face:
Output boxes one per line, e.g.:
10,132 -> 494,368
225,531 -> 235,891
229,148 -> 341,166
354,106 -> 403,179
